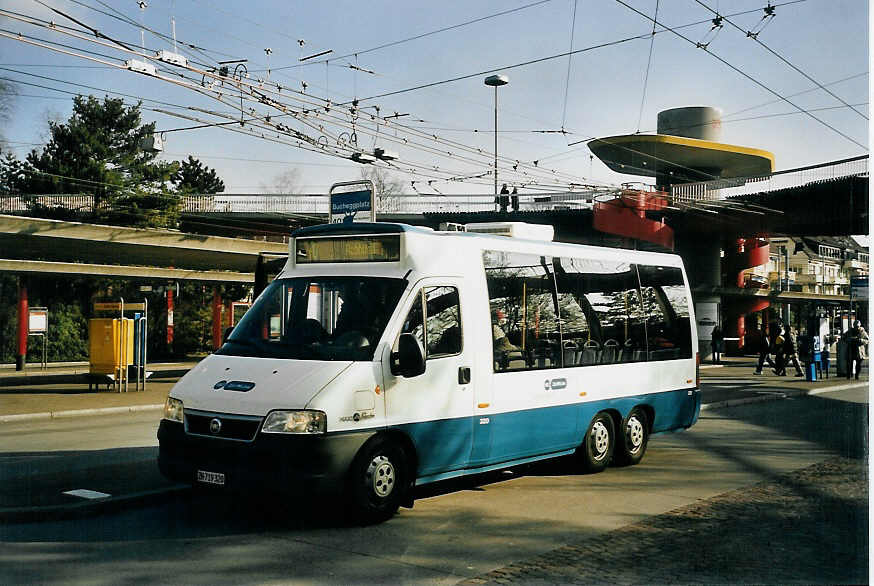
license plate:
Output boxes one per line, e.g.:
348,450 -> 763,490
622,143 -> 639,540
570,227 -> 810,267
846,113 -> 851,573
196,470 -> 225,486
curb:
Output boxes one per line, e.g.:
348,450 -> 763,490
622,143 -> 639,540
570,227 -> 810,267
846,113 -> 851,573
0,404 -> 163,423
0,484 -> 190,523
701,381 -> 867,411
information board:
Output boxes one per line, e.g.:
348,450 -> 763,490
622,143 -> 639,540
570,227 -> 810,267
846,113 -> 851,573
28,307 -> 48,333
329,180 -> 375,224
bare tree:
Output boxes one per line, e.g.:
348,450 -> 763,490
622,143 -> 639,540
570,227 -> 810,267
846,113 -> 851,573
0,80 -> 17,150
359,166 -> 403,212
263,168 -> 301,194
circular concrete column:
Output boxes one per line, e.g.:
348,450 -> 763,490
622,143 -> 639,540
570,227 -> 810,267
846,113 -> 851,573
676,235 -> 722,361
657,106 -> 723,141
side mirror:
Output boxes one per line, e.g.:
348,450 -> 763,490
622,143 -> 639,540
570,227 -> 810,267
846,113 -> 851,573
223,326 -> 234,343
391,333 -> 426,378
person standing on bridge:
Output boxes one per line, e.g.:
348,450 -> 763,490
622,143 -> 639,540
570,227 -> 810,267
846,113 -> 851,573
496,184 -> 510,213
511,186 -> 519,212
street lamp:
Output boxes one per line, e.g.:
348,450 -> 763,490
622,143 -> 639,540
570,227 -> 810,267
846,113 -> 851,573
484,74 -> 509,195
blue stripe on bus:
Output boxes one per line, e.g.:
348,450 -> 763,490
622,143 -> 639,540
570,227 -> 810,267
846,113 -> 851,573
394,388 -> 700,482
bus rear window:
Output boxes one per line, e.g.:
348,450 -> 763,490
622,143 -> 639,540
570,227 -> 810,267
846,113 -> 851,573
296,235 -> 401,263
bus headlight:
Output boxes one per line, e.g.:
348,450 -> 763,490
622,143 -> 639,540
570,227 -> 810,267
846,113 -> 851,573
262,410 -> 326,434
163,397 -> 184,422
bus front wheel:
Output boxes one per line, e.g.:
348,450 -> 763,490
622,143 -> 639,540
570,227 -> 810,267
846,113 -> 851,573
347,437 -> 407,524
577,412 -> 615,473
614,408 -> 649,467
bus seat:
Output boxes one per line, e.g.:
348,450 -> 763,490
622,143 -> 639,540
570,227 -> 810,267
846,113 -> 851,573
601,339 -> 620,364
580,340 -> 600,365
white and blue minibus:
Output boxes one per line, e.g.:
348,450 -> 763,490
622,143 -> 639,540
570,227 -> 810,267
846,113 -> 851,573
159,222 -> 700,522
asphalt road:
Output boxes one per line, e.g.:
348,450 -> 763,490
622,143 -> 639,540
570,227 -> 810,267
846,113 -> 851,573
0,386 -> 865,585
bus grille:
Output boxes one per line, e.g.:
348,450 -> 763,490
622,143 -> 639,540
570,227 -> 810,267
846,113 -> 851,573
185,411 -> 262,442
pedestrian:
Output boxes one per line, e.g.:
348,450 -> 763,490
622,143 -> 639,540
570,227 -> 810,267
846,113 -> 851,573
753,324 -> 775,375
771,321 -> 786,375
846,320 -> 868,380
511,186 -> 519,212
821,331 -> 836,379
710,324 -> 723,365
782,326 -> 804,377
498,183 -> 510,213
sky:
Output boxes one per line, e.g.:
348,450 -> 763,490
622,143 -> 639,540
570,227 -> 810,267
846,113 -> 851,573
0,0 -> 869,195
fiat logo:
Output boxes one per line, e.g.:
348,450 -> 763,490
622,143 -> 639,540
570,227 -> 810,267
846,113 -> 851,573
209,418 -> 222,434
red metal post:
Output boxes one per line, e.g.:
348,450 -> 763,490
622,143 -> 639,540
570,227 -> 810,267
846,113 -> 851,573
16,278 -> 28,371
166,283 -> 174,348
212,288 -> 223,350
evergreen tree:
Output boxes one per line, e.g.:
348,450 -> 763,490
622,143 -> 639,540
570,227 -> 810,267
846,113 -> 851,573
0,153 -> 30,195
173,155 -> 225,194
23,95 -> 179,227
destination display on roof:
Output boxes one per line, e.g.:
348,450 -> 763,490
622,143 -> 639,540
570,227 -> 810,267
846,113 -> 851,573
295,235 -> 401,263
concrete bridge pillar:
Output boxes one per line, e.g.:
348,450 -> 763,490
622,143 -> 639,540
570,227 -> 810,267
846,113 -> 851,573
676,236 -> 722,361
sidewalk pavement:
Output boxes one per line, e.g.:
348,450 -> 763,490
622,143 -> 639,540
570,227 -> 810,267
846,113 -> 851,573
0,355 -> 867,524
0,360 -> 198,421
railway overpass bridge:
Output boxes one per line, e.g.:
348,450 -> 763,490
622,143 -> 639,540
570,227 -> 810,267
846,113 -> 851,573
0,155 -> 867,364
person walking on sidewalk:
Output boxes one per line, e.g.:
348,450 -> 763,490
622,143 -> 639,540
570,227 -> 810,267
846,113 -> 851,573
781,326 -> 804,377
753,324 -> 775,375
710,324 -> 724,365
846,320 -> 868,380
771,321 -> 787,375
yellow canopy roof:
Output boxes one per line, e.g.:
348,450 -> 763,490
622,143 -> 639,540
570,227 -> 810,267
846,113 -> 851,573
588,134 -> 774,182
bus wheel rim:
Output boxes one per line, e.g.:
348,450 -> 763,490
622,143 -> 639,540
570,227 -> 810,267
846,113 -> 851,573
591,421 -> 609,460
367,455 -> 395,498
627,415 -> 644,454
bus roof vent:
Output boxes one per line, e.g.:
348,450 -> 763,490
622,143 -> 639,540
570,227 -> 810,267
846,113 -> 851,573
463,222 -> 554,241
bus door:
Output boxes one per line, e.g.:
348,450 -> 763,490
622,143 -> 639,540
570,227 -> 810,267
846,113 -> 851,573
385,280 -> 474,477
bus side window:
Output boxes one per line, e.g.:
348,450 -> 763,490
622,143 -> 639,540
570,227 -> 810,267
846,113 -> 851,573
398,287 -> 462,360
425,287 -> 462,358
484,251 -> 560,372
637,265 -> 693,360
400,292 -> 425,351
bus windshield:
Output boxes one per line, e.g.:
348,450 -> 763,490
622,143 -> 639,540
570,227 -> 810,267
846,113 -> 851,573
218,276 -> 407,361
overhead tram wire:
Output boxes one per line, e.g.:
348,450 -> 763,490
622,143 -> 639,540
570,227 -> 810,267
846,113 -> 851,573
0,71 -> 220,113
724,71 -> 868,119
560,0 -> 579,133
336,0 -> 811,107
613,0 -> 866,150
635,0 -> 659,133
83,0 -> 234,65
536,70 -> 871,167
232,0 -> 812,153
693,0 -> 867,121
0,2 -> 782,190
2,52 -> 576,189
347,34 -> 657,104
266,0 -> 557,72
5,6 -> 604,189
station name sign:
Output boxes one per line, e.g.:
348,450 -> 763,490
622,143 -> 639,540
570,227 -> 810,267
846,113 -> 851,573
329,180 -> 376,224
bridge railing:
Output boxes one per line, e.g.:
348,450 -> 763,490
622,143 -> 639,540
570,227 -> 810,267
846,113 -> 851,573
670,155 -> 869,203
1,190 -> 614,216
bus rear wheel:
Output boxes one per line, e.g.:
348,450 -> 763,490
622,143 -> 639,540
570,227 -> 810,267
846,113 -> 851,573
577,412 -> 614,473
614,408 -> 649,467
347,437 -> 407,524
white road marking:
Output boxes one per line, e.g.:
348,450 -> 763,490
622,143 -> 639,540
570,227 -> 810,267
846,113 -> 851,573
63,489 -> 111,500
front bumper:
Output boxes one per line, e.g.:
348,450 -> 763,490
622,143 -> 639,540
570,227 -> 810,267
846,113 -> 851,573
158,419 -> 376,496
